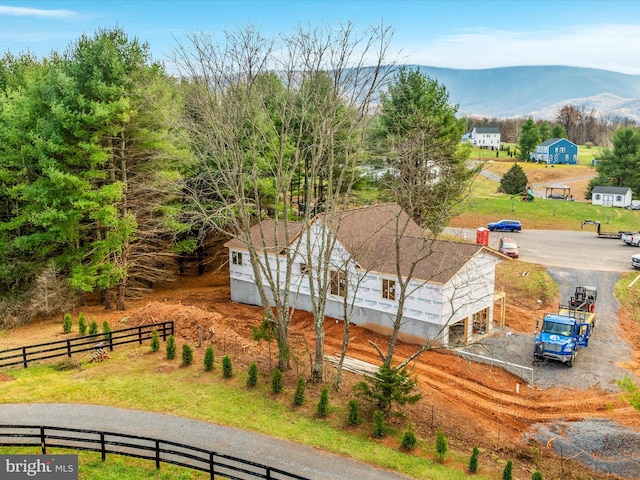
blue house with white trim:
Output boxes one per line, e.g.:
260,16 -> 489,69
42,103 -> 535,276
530,138 -> 578,164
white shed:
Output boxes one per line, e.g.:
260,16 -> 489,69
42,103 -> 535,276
591,186 -> 633,208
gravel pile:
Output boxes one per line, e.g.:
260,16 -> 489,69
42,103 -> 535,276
527,420 -> 640,478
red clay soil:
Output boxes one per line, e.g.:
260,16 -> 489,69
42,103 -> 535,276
3,269 -> 640,479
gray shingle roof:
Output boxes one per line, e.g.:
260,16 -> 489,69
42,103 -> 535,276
592,186 -> 632,194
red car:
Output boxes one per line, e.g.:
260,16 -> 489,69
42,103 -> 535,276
499,237 -> 519,258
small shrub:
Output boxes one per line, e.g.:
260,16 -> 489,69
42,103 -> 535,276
317,386 -> 329,417
469,446 -> 479,473
166,335 -> 177,360
294,377 -> 305,405
372,410 -> 385,438
531,471 -> 543,480
400,422 -> 417,451
78,313 -> 87,335
246,362 -> 258,386
181,344 -> 193,366
102,320 -> 112,340
62,313 -> 72,334
435,430 -> 448,462
52,358 -> 80,371
222,355 -> 233,378
347,399 -> 361,426
204,346 -> 214,371
271,368 -> 283,394
502,460 -> 513,480
150,329 -> 160,352
88,320 -> 99,336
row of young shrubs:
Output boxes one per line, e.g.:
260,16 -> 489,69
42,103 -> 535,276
150,330 -> 545,479
62,312 -> 111,337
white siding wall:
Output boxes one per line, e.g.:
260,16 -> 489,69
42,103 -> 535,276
228,224 -> 499,346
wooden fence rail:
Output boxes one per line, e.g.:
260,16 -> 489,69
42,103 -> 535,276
0,321 -> 174,369
0,425 -> 309,480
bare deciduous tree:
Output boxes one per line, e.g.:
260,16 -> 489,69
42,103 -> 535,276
174,23 -> 394,374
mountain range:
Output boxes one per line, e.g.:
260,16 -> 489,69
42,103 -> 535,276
409,65 -> 640,122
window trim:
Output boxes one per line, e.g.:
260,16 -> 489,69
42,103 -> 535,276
232,251 -> 243,266
330,269 -> 347,297
382,278 -> 396,300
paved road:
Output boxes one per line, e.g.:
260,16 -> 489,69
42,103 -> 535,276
445,227 -> 639,272
0,403 -> 412,480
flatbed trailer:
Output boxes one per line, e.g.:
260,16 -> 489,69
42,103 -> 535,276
581,220 -> 630,239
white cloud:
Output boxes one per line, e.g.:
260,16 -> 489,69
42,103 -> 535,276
0,5 -> 79,19
401,24 -> 640,75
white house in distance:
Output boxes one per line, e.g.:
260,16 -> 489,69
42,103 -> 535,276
462,126 -> 501,150
225,203 -> 506,346
591,186 -> 633,208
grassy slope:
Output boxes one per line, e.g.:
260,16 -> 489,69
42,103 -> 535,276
1,351 -> 489,480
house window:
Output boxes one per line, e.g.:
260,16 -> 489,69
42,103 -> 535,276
382,279 -> 396,300
560,147 -> 565,153
299,263 -> 309,275
595,194 -> 601,200
330,270 -> 347,297
617,195 -> 622,202
232,251 -> 243,266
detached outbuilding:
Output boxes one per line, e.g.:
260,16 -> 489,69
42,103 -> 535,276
591,186 -> 633,208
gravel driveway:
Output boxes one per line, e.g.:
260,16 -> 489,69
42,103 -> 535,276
446,227 -> 640,478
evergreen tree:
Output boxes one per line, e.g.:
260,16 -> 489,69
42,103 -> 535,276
517,118 -> 540,161
204,346 -> 214,371
222,355 -> 233,378
294,377 -> 306,405
317,386 -> 330,417
354,364 -> 422,415
435,430 -> 448,462
150,329 -> 160,352
375,67 -> 477,233
502,460 -> 513,480
165,334 -> 176,360
181,344 -> 193,366
271,368 -> 283,394
78,313 -> 87,335
551,124 -> 567,139
62,313 -> 72,334
347,399 -> 361,426
102,320 -> 112,340
469,446 -> 479,473
246,362 -> 258,386
531,471 -> 543,480
499,163 -> 529,195
88,320 -> 99,336
538,121 -> 552,142
594,127 -> 640,194
372,410 -> 385,437
400,422 -> 418,451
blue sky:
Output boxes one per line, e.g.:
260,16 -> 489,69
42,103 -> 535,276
2,0 -> 640,74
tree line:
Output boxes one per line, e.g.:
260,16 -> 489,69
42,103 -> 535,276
3,24 -> 640,383
0,24 -> 478,380
467,102 -> 637,147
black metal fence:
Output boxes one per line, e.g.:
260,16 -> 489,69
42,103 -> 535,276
0,425 -> 309,480
0,321 -> 174,369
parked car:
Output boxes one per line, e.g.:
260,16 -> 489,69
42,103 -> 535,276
487,219 -> 522,232
498,237 -> 519,258
628,200 -> 640,210
632,253 -> 640,269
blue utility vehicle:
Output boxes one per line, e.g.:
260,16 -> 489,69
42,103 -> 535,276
534,286 -> 596,368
